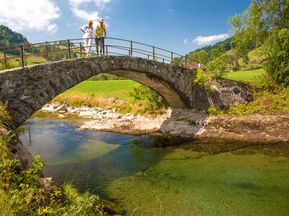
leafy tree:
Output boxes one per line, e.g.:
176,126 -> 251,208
188,50 -> 209,64
264,28 -> 289,85
0,25 -> 28,54
208,55 -> 234,78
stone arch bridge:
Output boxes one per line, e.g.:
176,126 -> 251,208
0,56 -> 211,127
0,38 -> 251,128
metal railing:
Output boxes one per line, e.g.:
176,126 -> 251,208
0,37 -> 188,71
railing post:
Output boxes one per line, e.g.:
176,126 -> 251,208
171,52 -> 174,63
3,51 -> 7,69
130,41 -> 133,57
163,58 -> 165,63
152,46 -> 155,60
79,43 -> 83,58
67,39 -> 71,59
20,45 -> 25,68
45,44 -> 49,61
106,45 -> 108,55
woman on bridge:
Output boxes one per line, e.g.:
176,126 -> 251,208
80,20 -> 94,57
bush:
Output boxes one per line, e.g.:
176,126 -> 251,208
251,73 -> 281,93
194,68 -> 211,91
265,29 -> 289,86
129,83 -> 167,112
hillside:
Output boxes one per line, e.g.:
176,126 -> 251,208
182,36 -> 265,72
0,25 -> 28,49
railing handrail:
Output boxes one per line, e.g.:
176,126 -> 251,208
0,37 -> 186,70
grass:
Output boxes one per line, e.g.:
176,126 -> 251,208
62,80 -> 136,101
53,80 -> 168,115
225,68 -> 266,82
0,190 -> 12,216
0,53 -> 47,70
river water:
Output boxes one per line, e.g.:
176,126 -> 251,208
19,116 -> 289,216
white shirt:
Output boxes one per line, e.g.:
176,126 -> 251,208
81,25 -> 94,39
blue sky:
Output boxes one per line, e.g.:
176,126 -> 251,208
0,0 -> 251,54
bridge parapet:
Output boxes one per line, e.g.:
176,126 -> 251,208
0,37 -> 187,71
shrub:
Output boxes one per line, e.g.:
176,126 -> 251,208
265,29 -> 289,86
194,68 -> 211,91
129,83 -> 167,111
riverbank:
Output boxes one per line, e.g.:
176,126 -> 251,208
41,103 -> 289,144
41,102 -> 169,135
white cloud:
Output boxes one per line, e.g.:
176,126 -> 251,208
69,0 -> 111,21
183,38 -> 188,44
192,33 -> 229,45
0,0 -> 60,33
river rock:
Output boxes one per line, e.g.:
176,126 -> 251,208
107,96 -> 118,103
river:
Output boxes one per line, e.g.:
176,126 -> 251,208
19,115 -> 289,216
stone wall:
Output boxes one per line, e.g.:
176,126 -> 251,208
0,56 -> 197,127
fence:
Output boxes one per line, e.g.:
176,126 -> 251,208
0,37 -> 187,70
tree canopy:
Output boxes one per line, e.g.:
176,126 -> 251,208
0,25 -> 28,50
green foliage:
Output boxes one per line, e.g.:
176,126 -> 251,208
251,73 -> 281,93
130,83 -> 167,112
0,120 -> 105,215
0,154 -> 104,215
0,25 -> 28,51
229,0 -> 289,85
61,184 -> 104,216
187,50 -> 209,64
264,29 -> 289,86
183,38 -> 232,66
208,55 -> 233,78
194,68 -> 210,91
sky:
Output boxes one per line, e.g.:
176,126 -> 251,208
0,0 -> 251,54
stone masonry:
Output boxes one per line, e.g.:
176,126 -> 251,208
0,56 -> 252,128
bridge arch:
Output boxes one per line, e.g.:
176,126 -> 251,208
0,56 -> 201,127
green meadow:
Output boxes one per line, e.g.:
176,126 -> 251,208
225,68 -> 265,82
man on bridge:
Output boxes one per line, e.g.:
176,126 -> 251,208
95,18 -> 107,55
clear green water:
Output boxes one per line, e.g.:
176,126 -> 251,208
20,117 -> 289,216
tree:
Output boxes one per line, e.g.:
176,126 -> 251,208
208,55 -> 234,78
265,28 -> 289,86
188,50 -> 209,64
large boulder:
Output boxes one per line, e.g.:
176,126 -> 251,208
208,78 -> 253,110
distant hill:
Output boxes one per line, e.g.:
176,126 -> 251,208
181,36 -> 265,71
185,37 -> 233,65
0,25 -> 29,50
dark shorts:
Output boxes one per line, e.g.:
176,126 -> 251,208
95,37 -> 105,46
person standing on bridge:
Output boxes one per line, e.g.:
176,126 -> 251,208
95,18 -> 106,55
80,20 -> 94,57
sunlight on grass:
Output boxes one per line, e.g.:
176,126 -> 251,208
0,190 -> 12,216
63,80 -> 137,100
226,68 -> 265,82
